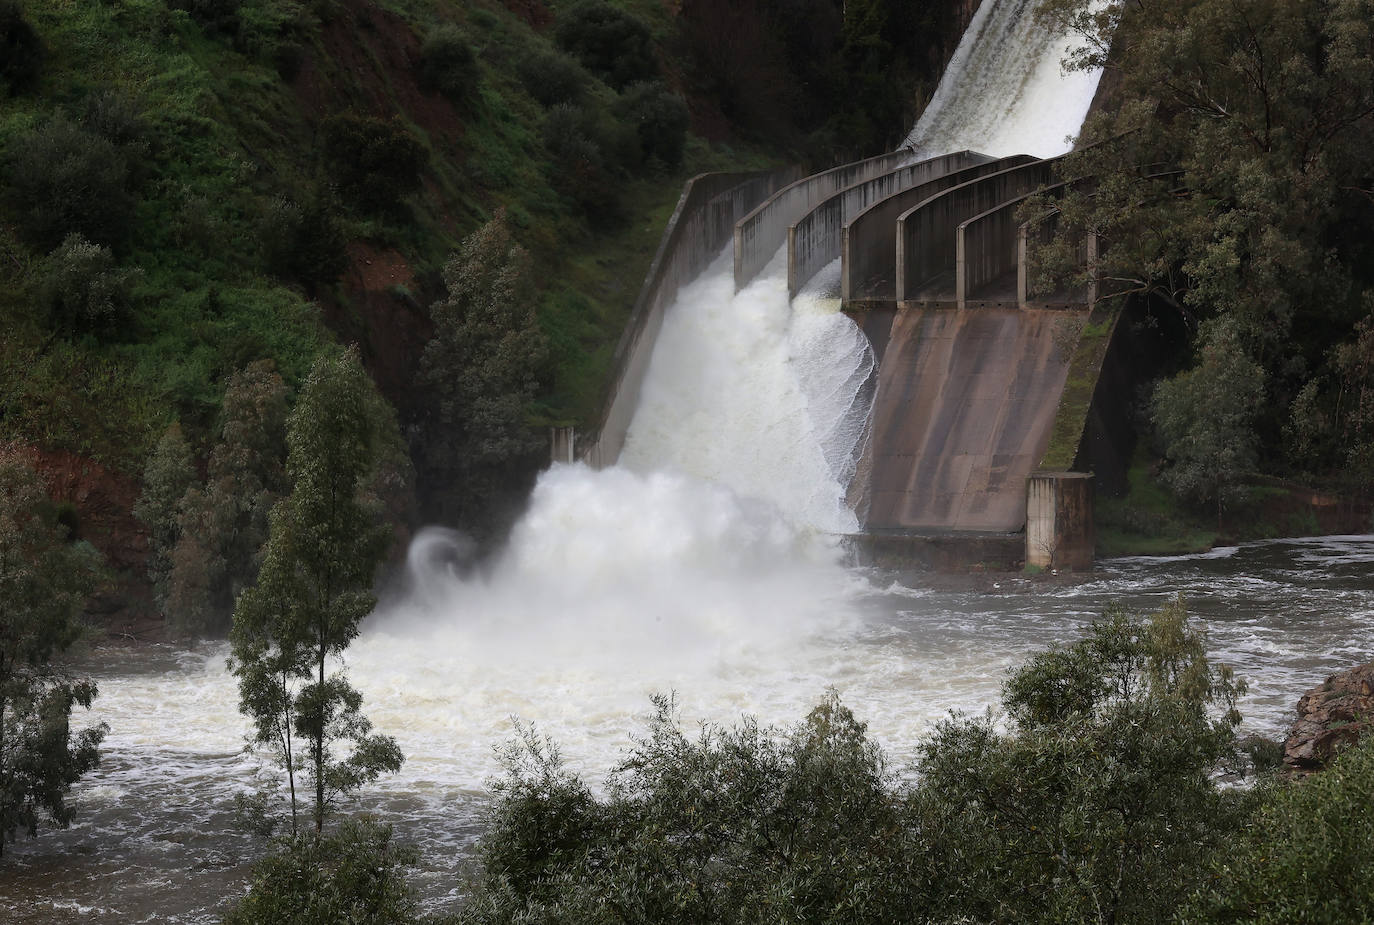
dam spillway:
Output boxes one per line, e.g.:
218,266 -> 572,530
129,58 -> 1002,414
575,0 -> 1106,562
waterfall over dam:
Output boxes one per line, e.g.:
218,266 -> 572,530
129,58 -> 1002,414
19,9 -> 1374,925
578,0 -> 1105,553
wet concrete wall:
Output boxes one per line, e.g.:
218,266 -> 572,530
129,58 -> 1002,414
957,180 -> 1069,305
580,167 -> 799,468
842,155 -> 1036,303
788,150 -> 992,297
897,158 -> 1056,300
860,307 -> 1085,531
1026,472 -> 1094,570
734,151 -> 909,291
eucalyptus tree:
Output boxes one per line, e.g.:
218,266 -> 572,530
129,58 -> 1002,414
229,349 -> 402,834
0,445 -> 105,856
1032,0 -> 1374,472
134,421 -> 195,612
169,360 -> 290,637
417,209 -> 548,531
1151,316 -> 1265,523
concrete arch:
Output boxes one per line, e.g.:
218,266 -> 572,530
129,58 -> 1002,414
733,150 -> 910,291
840,154 -> 1038,304
787,150 -> 993,298
895,157 -> 1059,303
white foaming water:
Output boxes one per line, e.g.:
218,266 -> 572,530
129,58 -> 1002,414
352,246 -> 881,785
621,248 -> 872,535
903,0 -> 1104,158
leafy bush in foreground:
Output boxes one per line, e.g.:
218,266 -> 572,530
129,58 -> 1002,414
419,24 -> 479,103
459,598 -> 1255,925
224,818 -> 420,925
1187,734 -> 1374,924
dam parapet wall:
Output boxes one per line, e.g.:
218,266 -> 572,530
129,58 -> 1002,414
734,151 -> 910,292
788,150 -> 993,297
578,166 -> 800,468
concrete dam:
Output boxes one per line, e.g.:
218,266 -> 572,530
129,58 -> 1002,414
562,0 -> 1108,570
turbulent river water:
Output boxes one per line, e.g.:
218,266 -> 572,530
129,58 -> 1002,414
5,1 -> 1368,922
3,535 -> 1373,923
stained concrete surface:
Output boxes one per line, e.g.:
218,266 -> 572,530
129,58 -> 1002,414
862,307 -> 1084,531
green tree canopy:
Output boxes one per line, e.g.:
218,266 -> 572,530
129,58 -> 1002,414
1151,316 -> 1265,518
0,445 -> 105,856
224,817 -> 421,925
554,0 -> 658,90
134,422 -> 196,614
169,360 -> 290,638
1035,0 -> 1374,474
1188,734 -> 1374,924
230,348 -> 402,835
416,209 -> 548,533
913,596 -> 1248,924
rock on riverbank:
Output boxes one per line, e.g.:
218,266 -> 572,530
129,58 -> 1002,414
1284,663 -> 1374,772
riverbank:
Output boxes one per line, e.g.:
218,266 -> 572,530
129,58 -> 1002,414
1096,455 -> 1371,557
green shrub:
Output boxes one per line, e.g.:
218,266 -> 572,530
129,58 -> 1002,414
1189,735 -> 1374,923
224,819 -> 420,925
0,0 -> 44,96
539,102 -> 603,168
618,80 -> 689,171
319,111 -> 427,215
553,0 -> 658,90
418,23 -> 478,103
4,117 -> 137,250
515,46 -> 587,107
42,234 -> 143,338
168,0 -> 242,39
539,104 -> 626,226
81,87 -> 149,149
260,192 -> 348,292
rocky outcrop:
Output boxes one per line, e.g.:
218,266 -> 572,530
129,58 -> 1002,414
1284,664 -> 1374,772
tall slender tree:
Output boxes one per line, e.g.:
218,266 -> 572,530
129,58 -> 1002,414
0,446 -> 105,856
134,422 -> 195,613
168,360 -> 290,637
417,209 -> 548,532
230,349 -> 402,834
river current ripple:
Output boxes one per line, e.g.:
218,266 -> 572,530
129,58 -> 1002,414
2,534 -> 1371,923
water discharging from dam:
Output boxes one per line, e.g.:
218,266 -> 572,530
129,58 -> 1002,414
5,5 -> 1373,923
903,0 -> 1104,158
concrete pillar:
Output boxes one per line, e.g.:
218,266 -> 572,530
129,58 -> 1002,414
1017,221 -> 1029,307
1026,471 -> 1094,570
549,427 -> 576,464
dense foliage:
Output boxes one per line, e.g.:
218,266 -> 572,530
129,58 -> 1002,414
1189,734 -> 1374,924
456,600 -> 1271,925
417,210 -> 549,533
225,818 -> 422,925
165,361 -> 291,637
1037,0 -> 1374,509
0,446 -> 105,856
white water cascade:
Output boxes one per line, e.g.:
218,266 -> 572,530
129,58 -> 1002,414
30,7 -> 1374,924
83,0 -> 1116,842
904,0 -> 1104,158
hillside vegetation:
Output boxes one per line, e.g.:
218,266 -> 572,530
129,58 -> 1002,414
1037,0 -> 1374,547
0,0 -> 968,624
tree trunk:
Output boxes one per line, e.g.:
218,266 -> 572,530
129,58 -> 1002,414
283,666 -> 298,836
315,637 -> 325,834
0,658 -> 7,859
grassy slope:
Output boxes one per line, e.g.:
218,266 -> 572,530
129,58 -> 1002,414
0,0 -> 777,475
